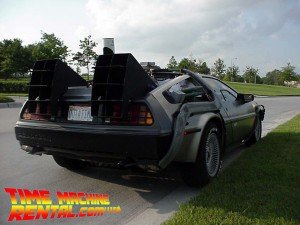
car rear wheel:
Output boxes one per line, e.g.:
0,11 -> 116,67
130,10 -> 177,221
245,117 -> 262,146
53,155 -> 87,170
182,122 -> 221,187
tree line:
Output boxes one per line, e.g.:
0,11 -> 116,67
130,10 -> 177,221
167,56 -> 300,86
1,32 -> 299,86
0,32 -> 98,80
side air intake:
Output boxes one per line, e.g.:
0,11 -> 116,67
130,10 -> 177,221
91,53 -> 157,120
28,59 -> 87,116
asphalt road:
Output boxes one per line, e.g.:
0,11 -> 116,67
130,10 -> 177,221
0,97 -> 299,225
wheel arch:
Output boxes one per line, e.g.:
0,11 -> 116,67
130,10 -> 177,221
174,112 -> 226,163
206,115 -> 226,156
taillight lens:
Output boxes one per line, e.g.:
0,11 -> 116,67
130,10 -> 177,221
22,102 -> 51,121
111,103 -> 153,126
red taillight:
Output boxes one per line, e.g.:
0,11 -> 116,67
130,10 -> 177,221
22,102 -> 51,121
111,103 -> 153,126
112,104 -> 121,118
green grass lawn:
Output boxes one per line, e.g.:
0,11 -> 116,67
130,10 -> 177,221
226,82 -> 300,96
3,93 -> 28,97
1,78 -> 300,97
0,78 -> 29,83
165,115 -> 300,225
0,94 -> 14,103
0,77 -> 29,81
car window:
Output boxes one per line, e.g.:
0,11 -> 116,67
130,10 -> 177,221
169,78 -> 196,92
165,77 -> 209,103
221,90 -> 236,101
203,77 -> 237,101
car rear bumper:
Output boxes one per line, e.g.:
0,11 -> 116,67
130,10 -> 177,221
15,121 -> 172,161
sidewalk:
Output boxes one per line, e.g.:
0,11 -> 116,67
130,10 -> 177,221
0,96 -> 26,109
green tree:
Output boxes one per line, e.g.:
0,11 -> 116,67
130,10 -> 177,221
235,75 -> 244,83
177,56 -> 210,74
279,63 -> 297,83
224,65 -> 239,82
262,69 -> 281,85
262,65 -> 298,86
32,31 -> 69,61
0,39 -> 34,79
73,35 -> 98,79
167,56 -> 178,70
243,66 -> 260,84
211,58 -> 226,79
198,61 -> 210,74
178,57 -> 196,70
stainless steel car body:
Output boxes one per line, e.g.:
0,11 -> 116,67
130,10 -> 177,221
148,72 -> 258,168
15,55 -> 263,171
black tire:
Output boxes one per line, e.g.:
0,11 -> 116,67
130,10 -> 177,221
53,155 -> 87,170
182,122 -> 221,188
245,117 -> 262,147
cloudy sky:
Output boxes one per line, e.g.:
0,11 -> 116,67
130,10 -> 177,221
0,0 -> 299,76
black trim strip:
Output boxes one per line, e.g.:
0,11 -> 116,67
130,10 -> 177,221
224,112 -> 255,124
184,128 -> 202,135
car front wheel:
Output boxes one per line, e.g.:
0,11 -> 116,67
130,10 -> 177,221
182,122 -> 221,187
245,117 -> 262,146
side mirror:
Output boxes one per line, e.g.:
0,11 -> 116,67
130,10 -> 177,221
236,93 -> 254,103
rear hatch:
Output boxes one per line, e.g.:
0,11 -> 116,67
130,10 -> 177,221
16,54 -> 173,160
22,54 -> 159,124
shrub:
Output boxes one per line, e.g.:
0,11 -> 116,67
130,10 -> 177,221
0,80 -> 29,93
0,95 -> 14,103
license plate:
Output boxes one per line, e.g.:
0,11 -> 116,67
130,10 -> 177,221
68,105 -> 93,122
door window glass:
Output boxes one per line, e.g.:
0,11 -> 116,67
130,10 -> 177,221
203,77 -> 237,101
221,90 -> 236,101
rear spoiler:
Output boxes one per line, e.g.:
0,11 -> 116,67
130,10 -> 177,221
28,59 -> 87,116
27,54 -> 157,118
91,53 -> 157,119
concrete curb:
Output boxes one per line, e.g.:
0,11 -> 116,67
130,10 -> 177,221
0,102 -> 23,109
255,95 -> 300,98
125,186 -> 199,225
0,96 -> 26,109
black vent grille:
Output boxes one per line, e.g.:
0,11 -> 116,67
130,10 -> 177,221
28,59 -> 87,115
91,53 -> 157,119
